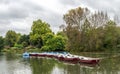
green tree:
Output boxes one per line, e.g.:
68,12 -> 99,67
18,34 -> 30,47
42,33 -> 54,45
41,33 -> 66,51
63,7 -> 90,31
30,19 -> 52,48
63,7 -> 90,51
4,30 -> 18,47
52,35 -> 66,51
103,20 -> 118,51
116,27 -> 120,49
0,36 -> 4,52
41,33 -> 54,51
63,7 -> 111,52
57,31 -> 66,37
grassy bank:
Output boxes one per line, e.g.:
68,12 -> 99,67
1,47 -> 41,54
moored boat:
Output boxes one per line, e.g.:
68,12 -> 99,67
57,54 -> 80,64
24,52 -> 100,64
57,54 -> 100,64
23,52 -> 29,58
79,56 -> 100,64
29,53 -> 38,57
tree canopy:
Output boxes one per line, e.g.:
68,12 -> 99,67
1,6 -> 120,52
4,30 -> 18,47
63,7 -> 120,52
0,36 -> 4,51
18,34 -> 30,47
30,19 -> 52,48
41,33 -> 67,51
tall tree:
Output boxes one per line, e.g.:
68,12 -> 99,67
89,11 -> 109,28
63,7 -> 111,51
0,36 -> 4,51
4,30 -> 18,47
114,14 -> 120,25
30,19 -> 52,48
103,20 -> 118,51
87,12 -> 109,51
63,7 -> 90,51
63,7 -> 90,31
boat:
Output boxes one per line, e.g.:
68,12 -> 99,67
57,54 -> 100,64
24,52 -> 100,64
29,53 -> 38,57
57,54 -> 80,64
79,56 -> 100,64
23,52 -> 29,58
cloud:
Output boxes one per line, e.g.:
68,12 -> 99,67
0,0 -> 120,36
80,0 -> 120,17
59,0 -> 79,6
0,7 -> 28,20
0,0 -> 46,36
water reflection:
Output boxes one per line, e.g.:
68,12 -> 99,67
29,57 -> 99,74
0,54 -> 32,74
24,54 -> 120,74
30,58 -> 61,74
1,53 -> 120,74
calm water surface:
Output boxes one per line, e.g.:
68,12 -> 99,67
0,53 -> 120,74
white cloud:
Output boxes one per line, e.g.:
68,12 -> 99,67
0,0 -> 120,36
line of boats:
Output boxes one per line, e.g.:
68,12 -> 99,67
23,52 -> 101,65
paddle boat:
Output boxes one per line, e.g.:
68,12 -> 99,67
23,52 -> 29,58
57,54 -> 100,64
79,56 -> 100,64
23,52 -> 100,64
58,55 -> 80,64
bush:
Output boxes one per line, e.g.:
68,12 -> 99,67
41,46 -> 50,51
28,48 -> 40,52
22,42 -> 28,47
14,43 -> 23,49
25,45 -> 36,50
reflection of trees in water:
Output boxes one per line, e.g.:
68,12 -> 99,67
6,53 -> 18,61
98,57 -> 120,74
64,64 -> 81,74
29,56 -> 120,74
30,58 -> 56,74
57,60 -> 120,74
61,64 -> 98,74
56,61 -> 99,74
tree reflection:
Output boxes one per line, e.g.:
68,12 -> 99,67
30,58 -> 56,74
29,55 -> 120,74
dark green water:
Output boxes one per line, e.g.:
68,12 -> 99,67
0,53 -> 120,74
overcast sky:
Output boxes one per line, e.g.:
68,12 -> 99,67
0,0 -> 120,36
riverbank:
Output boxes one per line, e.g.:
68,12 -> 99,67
1,47 -> 120,54
1,47 -> 120,59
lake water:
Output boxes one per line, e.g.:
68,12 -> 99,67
0,53 -> 120,74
